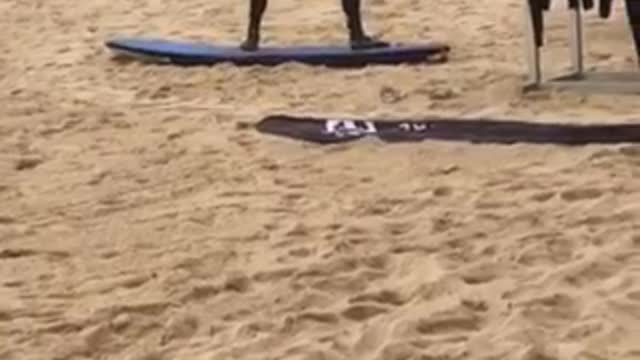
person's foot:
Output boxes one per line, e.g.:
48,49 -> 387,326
350,35 -> 389,50
240,37 -> 259,51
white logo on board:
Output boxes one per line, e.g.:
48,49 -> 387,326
398,122 -> 430,132
324,119 -> 377,137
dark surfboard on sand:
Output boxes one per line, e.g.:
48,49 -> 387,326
255,114 -> 640,145
105,36 -> 450,67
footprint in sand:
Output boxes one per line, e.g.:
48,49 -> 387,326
559,187 -> 604,202
252,267 -> 297,283
223,272 -> 252,293
388,305 -> 484,349
77,323 -> 120,358
311,272 -> 376,295
160,312 -> 199,346
457,261 -> 505,286
295,257 -> 359,279
349,289 -> 408,307
341,303 -> 390,321
415,309 -> 482,335
0,214 -> 16,225
516,292 -> 582,326
234,320 -> 279,343
14,155 -> 44,171
376,342 -> 422,360
562,258 -> 622,288
529,190 -> 556,202
297,311 -> 340,324
0,249 -> 70,261
288,247 -> 314,259
515,234 -> 573,266
383,221 -> 415,237
0,248 -> 37,259
432,186 -> 454,197
618,144 -> 640,158
361,254 -> 392,271
563,320 -> 605,341
632,235 -> 640,248
431,213 -> 460,234
182,272 -> 251,303
379,305 -> 482,360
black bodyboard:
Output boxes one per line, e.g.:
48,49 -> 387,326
256,114 -> 640,145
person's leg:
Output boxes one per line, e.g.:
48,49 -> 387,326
241,0 -> 267,51
342,0 -> 388,49
626,0 -> 640,63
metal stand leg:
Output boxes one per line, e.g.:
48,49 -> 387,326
523,0 -> 542,87
568,6 -> 585,76
522,0 -> 640,94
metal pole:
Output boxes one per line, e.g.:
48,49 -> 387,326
523,0 -> 542,85
569,6 -> 585,76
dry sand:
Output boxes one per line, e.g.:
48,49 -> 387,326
2,0 -> 640,359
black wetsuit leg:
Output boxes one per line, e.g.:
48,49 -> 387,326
341,0 -> 388,49
241,0 -> 268,51
528,0 -> 550,47
600,0 -> 613,18
568,0 -> 594,10
626,0 -> 640,59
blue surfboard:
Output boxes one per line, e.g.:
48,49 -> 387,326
105,36 -> 450,67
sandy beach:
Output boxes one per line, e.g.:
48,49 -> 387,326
2,0 -> 640,359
